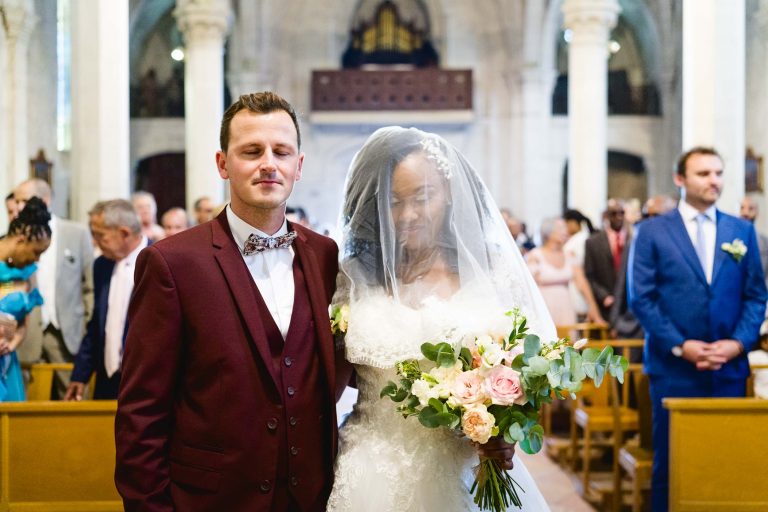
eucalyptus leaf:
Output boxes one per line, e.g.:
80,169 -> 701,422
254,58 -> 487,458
421,343 -> 438,361
392,388 -> 410,402
418,406 -> 442,428
527,356 -> 550,376
523,335 -> 541,361
380,381 -> 397,399
507,422 -> 525,443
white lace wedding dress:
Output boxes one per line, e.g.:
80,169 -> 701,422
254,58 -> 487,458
327,288 -> 551,512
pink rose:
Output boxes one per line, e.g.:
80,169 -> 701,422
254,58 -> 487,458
485,365 -> 527,406
462,405 -> 495,444
449,370 -> 487,406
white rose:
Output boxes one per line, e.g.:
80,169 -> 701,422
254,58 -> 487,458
430,361 -> 463,399
573,338 -> 588,350
545,348 -> 561,360
411,379 -> 438,406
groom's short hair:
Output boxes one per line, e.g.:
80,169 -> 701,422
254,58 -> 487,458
219,91 -> 301,152
676,146 -> 722,176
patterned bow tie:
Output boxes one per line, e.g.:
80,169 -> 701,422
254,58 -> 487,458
243,231 -> 297,255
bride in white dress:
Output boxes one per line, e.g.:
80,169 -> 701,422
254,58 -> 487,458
327,127 -> 555,511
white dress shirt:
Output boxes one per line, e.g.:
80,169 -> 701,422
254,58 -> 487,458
226,206 -> 295,339
37,215 -> 58,328
104,236 -> 148,377
678,200 -> 717,283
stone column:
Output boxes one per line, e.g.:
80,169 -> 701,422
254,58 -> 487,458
2,0 -> 37,194
175,0 -> 229,212
70,0 -> 130,221
682,0 -> 745,213
562,0 -> 620,225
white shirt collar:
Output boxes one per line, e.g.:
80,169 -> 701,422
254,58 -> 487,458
225,205 -> 288,254
678,200 -> 716,223
118,236 -> 149,268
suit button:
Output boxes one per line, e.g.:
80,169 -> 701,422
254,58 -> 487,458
290,446 -> 299,456
266,418 -> 278,430
287,386 -> 295,396
259,480 -> 271,493
284,356 -> 293,367
290,476 -> 299,487
289,416 -> 297,426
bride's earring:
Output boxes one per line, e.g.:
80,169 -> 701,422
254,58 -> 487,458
6,256 -> 12,264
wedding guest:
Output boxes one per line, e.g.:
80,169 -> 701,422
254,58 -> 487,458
192,196 -> 215,225
160,207 -> 189,238
563,209 -> 595,321
64,200 -> 147,401
0,197 -> 51,401
585,199 -> 628,320
526,217 -> 604,326
115,91 -> 343,511
131,191 -> 165,242
740,196 -> 768,286
642,195 -> 676,219
13,178 -> 94,398
629,146 -> 767,511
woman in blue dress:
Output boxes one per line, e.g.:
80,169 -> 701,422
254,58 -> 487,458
0,197 -> 51,401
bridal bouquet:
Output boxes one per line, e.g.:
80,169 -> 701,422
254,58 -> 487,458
380,309 -> 628,511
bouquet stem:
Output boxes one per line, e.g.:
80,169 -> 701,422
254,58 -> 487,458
470,457 -> 524,511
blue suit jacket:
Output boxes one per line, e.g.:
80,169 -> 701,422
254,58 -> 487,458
71,256 -> 125,384
628,209 -> 767,381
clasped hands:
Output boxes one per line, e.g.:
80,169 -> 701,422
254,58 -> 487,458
680,339 -> 743,371
0,315 -> 18,356
474,436 -> 516,470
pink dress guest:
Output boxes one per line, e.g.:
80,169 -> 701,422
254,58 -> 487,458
526,247 -> 577,325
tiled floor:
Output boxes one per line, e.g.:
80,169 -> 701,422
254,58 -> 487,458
517,450 -> 595,512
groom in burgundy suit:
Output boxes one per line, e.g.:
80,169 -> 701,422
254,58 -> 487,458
115,92 -> 347,511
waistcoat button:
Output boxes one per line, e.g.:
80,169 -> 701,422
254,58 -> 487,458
266,418 -> 278,430
290,446 -> 299,456
287,386 -> 295,396
259,480 -> 271,493
284,356 -> 293,367
289,416 -> 297,426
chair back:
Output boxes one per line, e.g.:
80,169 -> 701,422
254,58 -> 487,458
556,322 -> 609,341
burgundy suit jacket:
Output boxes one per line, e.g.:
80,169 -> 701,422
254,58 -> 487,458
115,213 -> 339,511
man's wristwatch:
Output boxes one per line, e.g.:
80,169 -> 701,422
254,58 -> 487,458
671,345 -> 684,357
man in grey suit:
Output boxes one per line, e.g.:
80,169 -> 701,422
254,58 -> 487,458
14,179 -> 93,398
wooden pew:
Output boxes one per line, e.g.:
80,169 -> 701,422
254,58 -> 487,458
0,401 -> 121,511
665,398 -> 768,512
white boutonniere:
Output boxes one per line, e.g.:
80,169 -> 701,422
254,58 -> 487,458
721,239 -> 747,262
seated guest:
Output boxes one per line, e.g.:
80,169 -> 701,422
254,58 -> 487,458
65,200 -> 147,400
131,191 -> 165,242
160,207 -> 189,238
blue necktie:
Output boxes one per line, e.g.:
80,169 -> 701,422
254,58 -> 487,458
695,213 -> 708,271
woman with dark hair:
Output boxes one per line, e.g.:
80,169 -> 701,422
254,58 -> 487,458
0,197 -> 51,401
562,208 -> 596,321
328,127 -> 552,511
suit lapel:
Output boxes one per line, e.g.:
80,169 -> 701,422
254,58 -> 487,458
711,210 -> 728,286
666,210 -> 708,286
211,214 -> 281,387
291,226 -> 336,396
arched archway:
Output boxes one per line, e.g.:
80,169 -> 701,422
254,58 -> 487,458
134,152 -> 186,218
561,150 -> 648,213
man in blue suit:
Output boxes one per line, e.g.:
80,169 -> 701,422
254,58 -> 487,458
629,146 -> 767,511
64,200 -> 147,400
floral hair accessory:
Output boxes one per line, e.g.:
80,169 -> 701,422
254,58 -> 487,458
420,137 -> 453,179
721,238 -> 747,263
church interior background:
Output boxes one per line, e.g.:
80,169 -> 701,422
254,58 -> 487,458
3,0 -> 767,237
3,1 -> 768,510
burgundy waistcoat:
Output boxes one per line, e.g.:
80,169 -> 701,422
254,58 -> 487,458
250,249 -> 332,512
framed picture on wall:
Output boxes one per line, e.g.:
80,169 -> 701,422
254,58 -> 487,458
29,149 -> 53,184
746,147 -> 763,193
